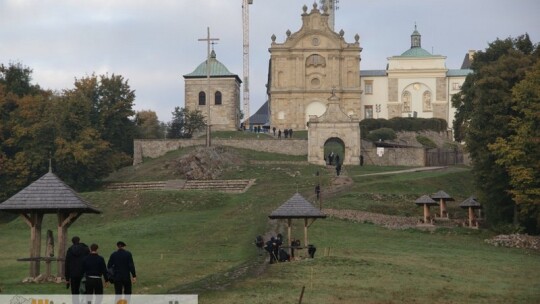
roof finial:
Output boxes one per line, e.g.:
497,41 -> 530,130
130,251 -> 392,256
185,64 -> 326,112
414,21 -> 417,31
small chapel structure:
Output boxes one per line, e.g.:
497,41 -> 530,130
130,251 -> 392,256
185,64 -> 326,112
183,49 -> 242,131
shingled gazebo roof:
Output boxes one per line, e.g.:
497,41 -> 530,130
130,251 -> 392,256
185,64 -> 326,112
0,172 -> 100,214
460,196 -> 482,209
269,193 -> 326,219
431,190 -> 454,201
414,195 -> 438,205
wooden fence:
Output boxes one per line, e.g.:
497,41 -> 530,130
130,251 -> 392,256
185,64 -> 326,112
425,149 -> 464,166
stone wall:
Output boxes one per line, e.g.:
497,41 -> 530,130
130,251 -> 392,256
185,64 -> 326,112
361,147 -> 426,166
133,139 -> 308,165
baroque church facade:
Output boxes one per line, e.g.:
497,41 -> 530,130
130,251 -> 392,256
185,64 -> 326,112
267,4 -> 362,131
183,50 -> 242,131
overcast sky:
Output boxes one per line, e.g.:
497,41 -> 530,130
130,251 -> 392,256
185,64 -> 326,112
1,0 -> 539,122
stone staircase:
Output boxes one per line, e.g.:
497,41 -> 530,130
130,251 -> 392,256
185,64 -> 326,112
183,179 -> 255,193
105,179 -> 254,193
105,181 -> 167,191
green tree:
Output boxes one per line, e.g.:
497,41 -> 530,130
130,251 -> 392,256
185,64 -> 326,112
488,61 -> 540,232
70,74 -> 136,165
0,62 -> 41,97
167,107 -> 206,139
135,110 -> 163,139
453,34 -> 539,230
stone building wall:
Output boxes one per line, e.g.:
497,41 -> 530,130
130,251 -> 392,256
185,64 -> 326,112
133,139 -> 308,165
361,147 -> 426,166
185,77 -> 240,131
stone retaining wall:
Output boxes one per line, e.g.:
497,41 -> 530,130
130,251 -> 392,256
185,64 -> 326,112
133,139 -> 308,165
361,147 -> 426,166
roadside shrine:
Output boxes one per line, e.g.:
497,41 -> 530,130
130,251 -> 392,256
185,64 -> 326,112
269,193 -> 326,256
0,167 -> 100,280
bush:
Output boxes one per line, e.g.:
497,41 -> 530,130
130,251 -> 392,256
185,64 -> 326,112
366,128 -> 397,142
360,117 -> 448,136
416,135 -> 437,148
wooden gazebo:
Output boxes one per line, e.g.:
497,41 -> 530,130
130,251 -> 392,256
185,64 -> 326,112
0,170 -> 101,279
460,196 -> 482,228
415,195 -> 438,225
431,190 -> 454,219
269,193 -> 326,255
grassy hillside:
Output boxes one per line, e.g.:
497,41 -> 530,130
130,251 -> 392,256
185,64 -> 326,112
0,147 -> 538,303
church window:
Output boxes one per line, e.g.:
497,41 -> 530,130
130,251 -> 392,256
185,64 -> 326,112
215,91 -> 222,105
364,105 -> 373,119
402,91 -> 411,112
311,77 -> 321,88
306,54 -> 326,67
198,91 -> 206,106
423,91 -> 432,112
364,80 -> 373,95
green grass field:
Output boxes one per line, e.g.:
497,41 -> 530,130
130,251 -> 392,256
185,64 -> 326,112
1,147 -> 539,303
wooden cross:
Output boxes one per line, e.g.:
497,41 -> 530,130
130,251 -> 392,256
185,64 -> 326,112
198,27 -> 220,147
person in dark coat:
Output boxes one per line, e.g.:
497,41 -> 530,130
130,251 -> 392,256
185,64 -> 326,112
83,243 -> 109,304
335,154 -> 340,165
272,127 -> 276,136
336,163 -> 342,176
65,236 -> 90,299
289,129 -> 293,138
278,129 -> 282,139
107,241 -> 136,298
315,184 -> 321,200
284,129 -> 289,138
265,237 -> 276,264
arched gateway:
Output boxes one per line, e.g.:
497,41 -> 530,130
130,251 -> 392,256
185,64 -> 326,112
307,93 -> 361,165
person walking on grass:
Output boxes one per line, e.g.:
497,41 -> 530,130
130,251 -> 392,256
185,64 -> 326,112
83,243 -> 109,304
65,236 -> 89,303
108,241 -> 137,299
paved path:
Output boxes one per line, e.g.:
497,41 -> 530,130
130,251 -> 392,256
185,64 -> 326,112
354,166 -> 448,177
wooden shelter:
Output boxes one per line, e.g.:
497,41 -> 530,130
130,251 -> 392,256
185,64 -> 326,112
431,190 -> 454,219
460,196 -> 482,228
269,193 -> 326,255
0,170 -> 100,279
415,195 -> 438,224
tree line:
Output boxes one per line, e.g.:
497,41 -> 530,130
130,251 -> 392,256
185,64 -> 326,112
452,34 -> 540,233
0,63 -> 205,201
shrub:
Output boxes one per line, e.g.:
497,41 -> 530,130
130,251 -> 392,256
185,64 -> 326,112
366,128 -> 397,142
360,117 -> 448,135
416,135 -> 437,148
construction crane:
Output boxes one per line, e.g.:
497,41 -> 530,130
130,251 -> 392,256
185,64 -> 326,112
320,0 -> 339,31
242,0 -> 253,129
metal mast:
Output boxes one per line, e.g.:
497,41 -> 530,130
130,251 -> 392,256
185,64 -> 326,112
242,0 -> 253,129
320,0 -> 339,31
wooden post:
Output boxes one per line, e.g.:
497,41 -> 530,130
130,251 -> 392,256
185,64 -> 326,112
21,212 -> 44,278
439,198 -> 447,218
304,218 -> 308,247
287,219 -> 292,256
57,212 -> 81,278
468,207 -> 474,227
423,204 -> 429,223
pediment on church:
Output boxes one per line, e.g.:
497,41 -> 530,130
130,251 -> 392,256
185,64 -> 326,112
271,5 -> 359,51
311,102 -> 358,124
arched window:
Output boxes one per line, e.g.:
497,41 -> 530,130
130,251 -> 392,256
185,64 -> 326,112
198,91 -> 206,105
215,91 -> 222,105
306,54 -> 326,67
402,91 -> 411,112
423,91 -> 432,111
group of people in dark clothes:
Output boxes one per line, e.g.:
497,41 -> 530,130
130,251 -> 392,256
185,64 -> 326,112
272,127 -> 294,139
65,236 -> 136,304
325,152 -> 342,176
255,234 -> 316,264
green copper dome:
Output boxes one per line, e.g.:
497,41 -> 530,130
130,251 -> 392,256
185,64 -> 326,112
398,24 -> 433,57
400,47 -> 433,57
184,50 -> 237,78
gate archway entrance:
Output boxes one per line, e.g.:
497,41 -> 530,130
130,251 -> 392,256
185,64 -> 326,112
324,137 -> 345,164
308,93 -> 360,165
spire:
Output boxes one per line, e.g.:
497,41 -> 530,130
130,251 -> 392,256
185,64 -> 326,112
411,23 -> 421,48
